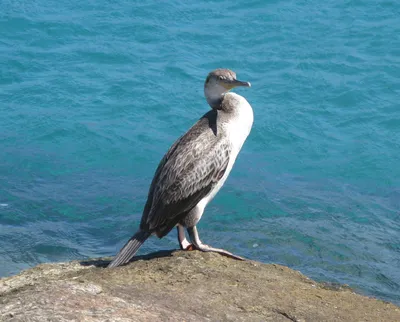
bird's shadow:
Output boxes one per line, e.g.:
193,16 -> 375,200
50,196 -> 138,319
79,249 -> 176,268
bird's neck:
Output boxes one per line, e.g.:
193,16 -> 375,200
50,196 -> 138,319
204,84 -> 228,109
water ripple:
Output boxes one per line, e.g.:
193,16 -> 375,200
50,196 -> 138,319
0,0 -> 399,305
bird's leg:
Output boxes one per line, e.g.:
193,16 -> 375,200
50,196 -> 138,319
187,226 -> 245,260
177,225 -> 194,250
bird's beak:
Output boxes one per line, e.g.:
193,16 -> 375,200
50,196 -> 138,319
223,79 -> 251,90
234,79 -> 251,87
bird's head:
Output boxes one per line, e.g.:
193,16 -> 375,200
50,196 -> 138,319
204,69 -> 251,109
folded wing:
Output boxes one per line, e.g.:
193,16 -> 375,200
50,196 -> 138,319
140,111 -> 230,237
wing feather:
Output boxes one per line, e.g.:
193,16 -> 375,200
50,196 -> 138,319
139,110 -> 231,236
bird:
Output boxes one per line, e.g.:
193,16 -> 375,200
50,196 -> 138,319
108,68 -> 253,268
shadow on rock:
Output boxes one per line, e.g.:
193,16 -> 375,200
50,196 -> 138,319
79,249 -> 176,268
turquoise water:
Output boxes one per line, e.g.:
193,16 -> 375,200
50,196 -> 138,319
1,0 -> 399,304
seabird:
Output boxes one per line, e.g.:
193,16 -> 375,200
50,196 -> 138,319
108,68 -> 253,268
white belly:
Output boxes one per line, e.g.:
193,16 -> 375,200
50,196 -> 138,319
196,93 -> 253,214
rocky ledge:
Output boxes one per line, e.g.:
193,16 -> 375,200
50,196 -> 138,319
0,250 -> 399,321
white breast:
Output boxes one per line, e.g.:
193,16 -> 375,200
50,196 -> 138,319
196,93 -> 254,212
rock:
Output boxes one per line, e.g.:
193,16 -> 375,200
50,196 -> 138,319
0,250 -> 399,321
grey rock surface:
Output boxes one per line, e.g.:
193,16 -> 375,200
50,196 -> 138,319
1,250 -> 399,321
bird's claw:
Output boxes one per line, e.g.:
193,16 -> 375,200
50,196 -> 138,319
184,243 -> 244,260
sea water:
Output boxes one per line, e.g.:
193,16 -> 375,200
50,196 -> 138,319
0,0 -> 399,304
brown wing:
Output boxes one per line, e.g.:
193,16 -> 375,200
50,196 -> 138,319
140,110 -> 230,237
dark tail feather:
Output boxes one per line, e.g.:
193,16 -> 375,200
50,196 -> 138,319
108,230 -> 151,268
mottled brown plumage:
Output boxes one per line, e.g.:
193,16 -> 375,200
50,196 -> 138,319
141,110 -> 231,238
